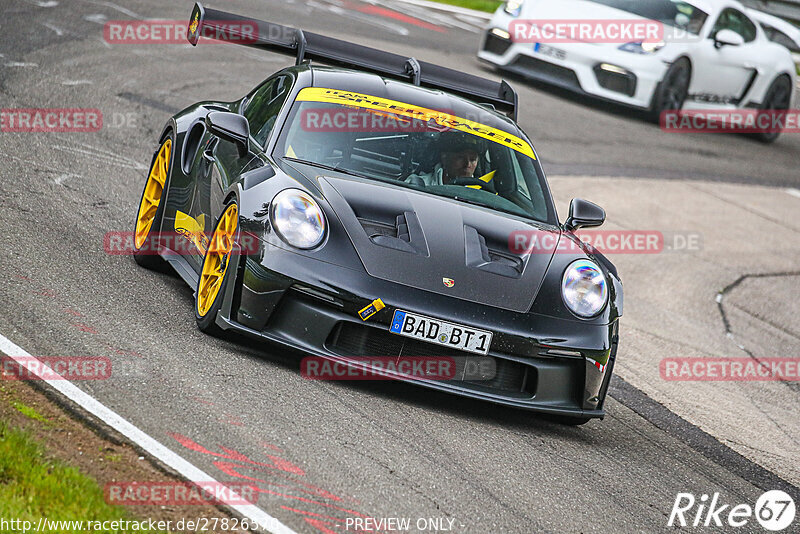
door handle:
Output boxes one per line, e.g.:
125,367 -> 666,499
202,149 -> 215,163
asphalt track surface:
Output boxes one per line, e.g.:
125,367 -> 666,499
1,1 -> 799,533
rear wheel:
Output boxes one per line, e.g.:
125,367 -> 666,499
649,58 -> 691,123
133,135 -> 173,269
195,201 -> 240,336
754,75 -> 792,144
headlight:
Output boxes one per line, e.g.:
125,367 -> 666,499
619,41 -> 666,54
270,189 -> 326,249
504,0 -> 523,17
562,260 -> 608,318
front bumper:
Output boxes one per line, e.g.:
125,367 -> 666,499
478,23 -> 668,110
216,245 -> 619,420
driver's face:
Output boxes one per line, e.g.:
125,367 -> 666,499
442,149 -> 479,182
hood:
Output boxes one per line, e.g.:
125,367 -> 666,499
319,175 -> 560,313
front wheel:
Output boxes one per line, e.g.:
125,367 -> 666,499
132,135 -> 173,269
753,75 -> 792,144
195,201 -> 240,337
649,58 -> 691,123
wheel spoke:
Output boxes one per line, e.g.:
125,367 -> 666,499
197,203 -> 239,317
135,139 -> 172,250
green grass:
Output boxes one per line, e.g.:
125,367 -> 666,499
0,423 -> 167,533
428,0 -> 503,13
12,401 -> 51,425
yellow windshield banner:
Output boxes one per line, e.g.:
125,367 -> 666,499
295,87 -> 535,160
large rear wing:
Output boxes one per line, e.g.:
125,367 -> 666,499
186,3 -> 518,120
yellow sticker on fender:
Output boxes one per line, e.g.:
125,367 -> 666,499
175,210 -> 208,254
295,88 -> 535,160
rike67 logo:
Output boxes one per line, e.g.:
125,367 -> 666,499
668,490 -> 796,531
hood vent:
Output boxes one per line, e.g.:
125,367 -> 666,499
358,211 -> 428,256
464,225 -> 524,278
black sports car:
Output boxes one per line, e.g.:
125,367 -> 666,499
133,3 -> 622,424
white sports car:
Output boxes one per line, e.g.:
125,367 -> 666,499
478,0 -> 797,141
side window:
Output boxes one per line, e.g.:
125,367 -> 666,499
764,25 -> 800,53
244,75 -> 293,148
711,9 -> 757,43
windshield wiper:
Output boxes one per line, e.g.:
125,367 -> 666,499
283,157 -> 372,180
451,195 -> 492,209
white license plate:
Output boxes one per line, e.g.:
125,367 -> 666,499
389,310 -> 493,356
534,42 -> 566,60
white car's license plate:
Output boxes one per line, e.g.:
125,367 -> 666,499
534,42 -> 567,60
389,310 -> 493,356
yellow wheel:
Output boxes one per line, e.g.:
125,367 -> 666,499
195,202 -> 239,333
133,136 -> 172,269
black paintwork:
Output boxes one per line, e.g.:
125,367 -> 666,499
146,63 -> 622,420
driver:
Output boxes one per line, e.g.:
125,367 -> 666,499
406,131 -> 483,186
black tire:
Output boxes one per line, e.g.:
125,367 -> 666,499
753,75 -> 792,144
195,200 -> 240,337
132,133 -> 174,270
649,58 -> 691,123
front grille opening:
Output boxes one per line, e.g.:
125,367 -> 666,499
484,32 -> 512,56
326,322 -> 536,397
593,65 -> 637,96
511,56 -> 582,89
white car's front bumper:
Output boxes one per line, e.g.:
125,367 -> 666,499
478,13 -> 670,110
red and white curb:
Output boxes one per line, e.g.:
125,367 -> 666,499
0,332 -> 296,534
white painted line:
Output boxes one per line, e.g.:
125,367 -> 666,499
786,188 -> 800,199
0,332 -> 296,534
42,22 -> 64,36
377,0 -> 493,20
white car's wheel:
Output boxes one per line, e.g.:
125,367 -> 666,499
755,75 -> 793,144
650,58 -> 691,122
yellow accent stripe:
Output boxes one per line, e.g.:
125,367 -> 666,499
477,170 -> 495,183
295,88 -> 535,160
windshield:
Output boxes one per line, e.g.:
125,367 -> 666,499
587,0 -> 709,35
275,87 -> 554,223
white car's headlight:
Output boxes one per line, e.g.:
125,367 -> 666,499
504,0 -> 523,17
562,260 -> 608,318
619,41 -> 666,54
270,189 -> 326,249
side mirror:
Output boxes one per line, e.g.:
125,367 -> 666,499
564,199 -> 605,231
205,111 -> 250,158
714,29 -> 744,49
